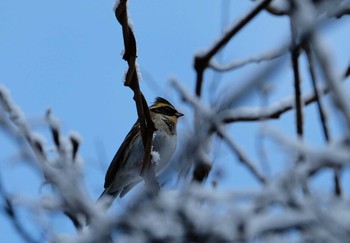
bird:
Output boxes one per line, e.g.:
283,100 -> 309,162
99,97 -> 183,207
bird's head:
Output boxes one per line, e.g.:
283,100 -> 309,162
149,97 -> 184,124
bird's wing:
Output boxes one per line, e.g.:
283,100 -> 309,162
104,120 -> 140,190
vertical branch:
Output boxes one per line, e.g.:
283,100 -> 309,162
304,44 -> 330,142
291,47 -> 303,138
312,40 -> 350,132
115,0 -> 147,143
114,1 -> 158,190
191,0 -> 273,184
289,2 -> 309,196
290,13 -> 303,139
304,43 -> 341,196
333,170 -> 342,196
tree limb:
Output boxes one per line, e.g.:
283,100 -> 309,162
194,0 -> 273,97
114,0 -> 158,190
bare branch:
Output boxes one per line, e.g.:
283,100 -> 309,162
172,80 -> 266,185
289,16 -> 304,138
216,126 -> 266,184
221,63 -> 349,124
312,36 -> 350,131
304,41 -> 341,196
209,45 -> 288,72
0,86 -> 99,230
114,0 -> 158,190
334,2 -> 350,18
304,44 -> 330,142
194,0 -> 273,97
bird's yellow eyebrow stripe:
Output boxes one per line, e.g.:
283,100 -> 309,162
150,103 -> 175,109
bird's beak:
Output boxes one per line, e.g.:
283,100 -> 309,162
175,111 -> 184,118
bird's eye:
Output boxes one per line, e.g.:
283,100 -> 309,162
163,106 -> 175,116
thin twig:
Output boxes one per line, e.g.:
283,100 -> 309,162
216,126 -> 266,184
209,45 -> 288,72
304,44 -> 330,142
194,0 -> 273,97
310,36 -> 350,198
0,86 -> 99,230
288,2 -> 310,196
312,38 -> 350,131
333,169 -> 342,196
172,80 -> 266,185
290,10 -> 303,138
220,63 -> 349,124
304,42 -> 341,197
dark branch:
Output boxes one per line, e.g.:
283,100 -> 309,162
216,127 -> 266,184
114,0 -> 158,190
194,0 -> 273,97
46,110 -> 61,150
192,162 -> 212,183
290,39 -> 303,138
70,135 -> 80,161
304,43 -> 330,142
345,63 -> 350,78
289,3 -> 304,139
312,37 -> 350,132
221,64 -> 348,124
305,42 -> 341,196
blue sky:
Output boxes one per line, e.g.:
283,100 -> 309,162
1,0 -> 350,241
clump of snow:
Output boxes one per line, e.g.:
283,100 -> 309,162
69,131 -> 82,144
151,150 -> 160,165
112,0 -> 121,12
267,0 -> 290,15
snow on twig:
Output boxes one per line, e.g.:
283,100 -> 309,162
0,85 -> 101,231
312,36 -> 350,132
171,80 -> 266,184
209,45 -> 289,72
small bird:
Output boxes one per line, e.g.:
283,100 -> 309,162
99,97 -> 183,206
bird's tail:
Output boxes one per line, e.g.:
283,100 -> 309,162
97,188 -> 120,209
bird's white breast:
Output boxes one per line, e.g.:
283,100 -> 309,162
152,129 -> 177,172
